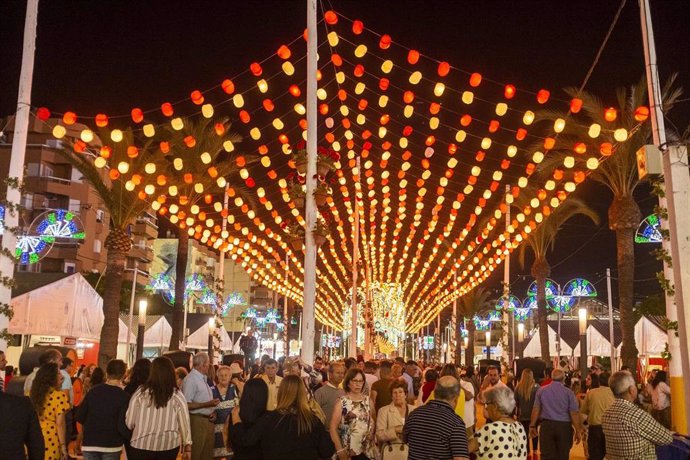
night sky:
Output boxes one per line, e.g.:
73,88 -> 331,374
1,1 -> 688,310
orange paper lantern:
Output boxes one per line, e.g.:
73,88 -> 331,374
604,107 -> 617,122
469,73 -> 482,87
250,62 -> 262,76
95,113 -> 109,127
131,108 -> 144,123
352,20 -> 364,35
504,84 -> 516,99
407,49 -> 420,65
221,79 -> 235,94
161,103 -> 173,117
62,112 -> 77,125
437,62 -> 450,77
379,34 -> 392,49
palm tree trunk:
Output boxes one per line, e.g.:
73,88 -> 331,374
532,258 -> 551,363
99,228 -> 131,368
610,196 -> 641,372
169,231 -> 189,350
465,319 -> 476,367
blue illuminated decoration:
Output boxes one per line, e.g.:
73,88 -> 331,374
473,310 -> 501,331
548,295 -> 577,313
35,209 -> 85,242
0,205 -> 5,236
562,278 -> 597,297
522,296 -> 538,309
15,236 -> 51,264
495,295 -> 521,311
527,279 -> 560,298
513,307 -> 531,322
635,214 -> 662,243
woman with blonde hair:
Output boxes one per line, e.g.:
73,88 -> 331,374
231,375 -> 334,459
514,368 -> 539,454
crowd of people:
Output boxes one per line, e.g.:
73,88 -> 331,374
0,347 -> 679,460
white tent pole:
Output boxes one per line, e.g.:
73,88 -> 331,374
301,0 -> 318,364
502,185 -> 511,365
349,157 -> 361,358
284,250 -> 289,357
126,260 -> 138,365
640,0 -> 690,435
0,0 -> 39,349
606,268 -> 615,371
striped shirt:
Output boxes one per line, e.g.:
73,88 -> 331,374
125,387 -> 192,451
403,399 -> 469,460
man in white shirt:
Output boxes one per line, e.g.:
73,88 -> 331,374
478,365 -> 507,404
182,352 -> 219,460
259,358 -> 282,410
459,376 -> 476,435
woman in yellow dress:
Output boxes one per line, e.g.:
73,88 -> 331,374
30,362 -> 70,460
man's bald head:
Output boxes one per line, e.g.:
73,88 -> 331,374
434,375 -> 461,402
552,368 -> 565,381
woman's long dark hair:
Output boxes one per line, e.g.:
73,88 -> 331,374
141,357 -> 177,408
651,370 -> 667,389
125,358 -> 152,394
30,363 -> 59,417
239,378 -> 268,425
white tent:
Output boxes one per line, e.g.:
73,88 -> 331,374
619,315 -> 667,355
118,318 -> 136,344
522,325 -> 575,358
186,323 -> 234,351
143,315 -> 173,348
571,325 -> 615,356
10,273 -> 103,340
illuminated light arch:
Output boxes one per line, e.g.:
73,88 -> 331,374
495,294 -> 521,311
15,235 -> 52,264
33,209 -> 86,241
547,295 -> 577,313
562,278 -> 597,297
473,310 -> 501,331
527,279 -> 561,298
635,214 -> 662,243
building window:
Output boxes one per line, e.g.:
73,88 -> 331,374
93,239 -> 102,254
64,262 -> 76,274
20,193 -> 34,210
96,209 -> 104,223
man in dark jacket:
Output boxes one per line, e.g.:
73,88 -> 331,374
0,390 -> 45,459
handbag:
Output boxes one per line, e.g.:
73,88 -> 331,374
381,441 -> 407,460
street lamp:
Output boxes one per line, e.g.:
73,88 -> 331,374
485,330 -> 491,360
208,317 -> 215,363
517,322 -> 525,359
579,306 -> 588,380
135,299 -> 147,360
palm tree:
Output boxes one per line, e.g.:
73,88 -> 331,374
518,198 -> 599,363
58,129 -> 160,368
456,287 -> 492,367
162,117 -> 244,350
536,75 -> 681,370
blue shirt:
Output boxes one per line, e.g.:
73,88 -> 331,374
534,381 -> 578,422
182,369 -> 214,416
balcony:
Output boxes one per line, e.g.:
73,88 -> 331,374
129,243 -> 154,263
24,175 -> 73,197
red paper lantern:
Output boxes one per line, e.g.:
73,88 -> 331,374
536,89 -> 550,104
62,112 -> 77,125
437,62 -> 450,77
634,106 -> 649,122
469,73 -> 482,87
95,114 -> 109,127
379,34 -> 392,49
324,10 -> 338,25
570,98 -> 583,113
407,49 -> 420,65
352,20 -> 364,35
190,90 -> 204,105
161,103 -> 174,117
250,62 -> 263,76
504,84 -> 516,99
131,108 -> 144,123
36,107 -> 51,121
221,79 -> 235,95
276,45 -> 291,59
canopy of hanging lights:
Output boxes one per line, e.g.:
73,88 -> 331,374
34,10 -> 647,332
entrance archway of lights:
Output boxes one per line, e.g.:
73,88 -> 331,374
34,9 -> 647,333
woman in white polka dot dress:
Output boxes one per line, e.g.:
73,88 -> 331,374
469,386 -> 527,460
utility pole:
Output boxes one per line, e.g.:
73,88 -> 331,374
502,185 -> 511,365
0,0 -> 39,349
301,0 -> 318,364
640,0 -> 690,435
349,157 -> 361,358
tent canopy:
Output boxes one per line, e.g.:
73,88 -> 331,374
9,273 -> 104,341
